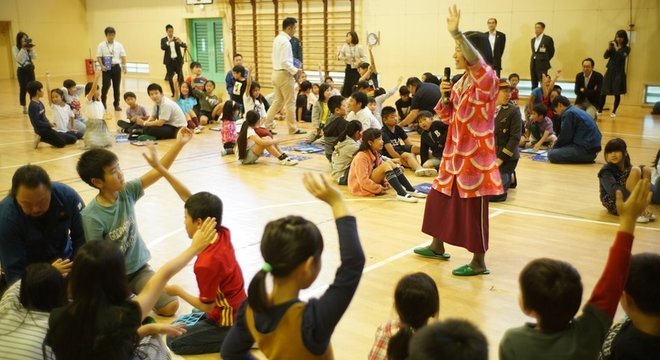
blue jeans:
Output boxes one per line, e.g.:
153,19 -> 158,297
548,144 -> 598,164
166,315 -> 231,355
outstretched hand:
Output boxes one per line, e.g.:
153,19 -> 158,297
176,127 -> 194,145
191,217 -> 218,252
616,179 -> 651,223
447,4 -> 461,35
142,143 -> 163,171
303,172 -> 343,207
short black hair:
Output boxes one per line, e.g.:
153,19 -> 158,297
488,18 -> 498,24
63,79 -> 77,89
50,88 -> 65,100
11,165 -> 51,197
381,106 -> 396,120
531,104 -> 548,117
328,95 -> 345,114
233,53 -> 243,59
299,80 -> 312,92
324,76 -> 334,82
358,62 -> 370,70
582,58 -> 595,67
76,149 -> 119,189
356,80 -> 370,90
508,73 -> 520,81
416,110 -> 434,122
520,258 -> 583,333
552,85 -> 562,93
165,24 -> 173,30
346,31 -> 359,45
551,95 -> 571,109
104,26 -> 116,35
185,192 -> 224,227
190,61 -> 201,69
409,319 -> 488,360
423,73 -> 441,85
123,91 -> 136,101
406,77 -> 422,88
626,253 -> 660,315
367,97 -> 376,104
351,91 -> 368,109
536,22 -> 546,29
27,80 -> 43,97
232,65 -> 245,74
282,17 -> 297,30
147,83 -> 163,94
399,86 -> 410,96
84,82 -> 97,97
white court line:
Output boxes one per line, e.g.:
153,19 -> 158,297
0,130 -> 32,133
600,131 -> 660,140
0,140 -> 33,146
0,152 -> 83,170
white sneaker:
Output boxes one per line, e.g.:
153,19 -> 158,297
193,127 -> 201,134
396,194 -> 419,203
415,168 -> 438,177
610,113 -> 616,118
636,215 -> 650,224
407,190 -> 427,199
280,157 -> 298,166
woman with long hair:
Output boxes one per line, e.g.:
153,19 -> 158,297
601,29 -> 631,118
12,31 -> 37,114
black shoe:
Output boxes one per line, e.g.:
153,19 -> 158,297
291,129 -> 307,135
509,172 -> 518,189
114,106 -> 122,111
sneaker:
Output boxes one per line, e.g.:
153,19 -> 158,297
291,129 -> 307,135
407,190 -> 427,199
610,113 -> 616,118
114,106 -> 122,112
270,130 -> 278,135
396,194 -> 418,203
280,157 -> 298,166
33,134 -> 41,149
193,127 -> 201,134
415,168 -> 438,177
636,215 -> 650,224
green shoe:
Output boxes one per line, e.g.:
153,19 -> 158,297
141,316 -> 156,325
452,264 -> 490,276
413,246 -> 451,260
137,134 -> 157,142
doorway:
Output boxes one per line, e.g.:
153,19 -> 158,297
188,18 -> 225,82
0,22 -> 14,80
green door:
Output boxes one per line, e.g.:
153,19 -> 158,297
188,18 -> 225,82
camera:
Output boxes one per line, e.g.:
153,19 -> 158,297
23,37 -> 35,48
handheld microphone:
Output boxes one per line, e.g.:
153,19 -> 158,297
442,67 -> 451,104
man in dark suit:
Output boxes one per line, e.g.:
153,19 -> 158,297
530,22 -> 555,89
491,79 -> 521,202
484,18 -> 506,77
574,57 -> 604,119
161,24 -> 187,96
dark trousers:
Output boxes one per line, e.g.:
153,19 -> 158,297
17,66 -> 36,107
490,159 -> 519,202
342,65 -> 360,97
143,124 -> 179,139
117,120 -> 143,134
548,145 -> 598,164
37,129 -> 78,148
101,64 -> 122,109
165,60 -> 184,96
166,316 -> 231,355
530,61 -> 547,90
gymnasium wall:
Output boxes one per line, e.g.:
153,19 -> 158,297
362,0 -> 660,107
0,0 -> 90,79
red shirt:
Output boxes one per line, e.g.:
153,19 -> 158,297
194,226 -> 246,326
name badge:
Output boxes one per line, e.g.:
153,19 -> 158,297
540,46 -> 546,53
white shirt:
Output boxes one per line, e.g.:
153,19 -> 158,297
153,96 -> 187,127
488,31 -> 496,53
243,94 -> 267,119
583,72 -> 591,87
167,36 -> 177,58
96,40 -> 126,65
245,127 -> 257,150
534,34 -> 543,52
51,103 -> 74,132
271,32 -> 297,75
12,47 -> 36,67
85,99 -> 106,120
338,44 -> 367,68
347,108 -> 380,130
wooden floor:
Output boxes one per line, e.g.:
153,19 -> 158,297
0,76 -> 658,359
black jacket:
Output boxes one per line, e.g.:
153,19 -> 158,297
494,102 -> 522,173
161,36 -> 187,65
574,71 -> 604,107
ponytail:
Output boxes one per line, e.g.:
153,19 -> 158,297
387,324 -> 415,360
237,110 -> 260,160
247,269 -> 270,313
338,120 -> 362,142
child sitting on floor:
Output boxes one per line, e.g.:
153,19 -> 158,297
26,81 -> 78,149
221,100 -> 240,155
499,179 -> 652,360
323,95 -> 349,162
61,78 -> 87,133
381,106 -> 437,177
174,80 -> 202,132
331,120 -> 362,185
409,319 -> 489,360
521,104 -> 557,150
368,272 -> 439,360
236,110 -> 297,166
116,91 -> 148,135
83,70 -> 113,149
220,173 -> 366,359
417,110 -> 447,170
305,83 -> 333,144
348,128 -> 426,203
598,138 -> 655,223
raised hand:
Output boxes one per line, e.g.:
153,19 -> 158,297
191,217 -> 218,252
142,142 -> 163,171
616,179 -> 651,222
303,172 -> 343,207
176,127 -> 194,144
447,4 -> 461,35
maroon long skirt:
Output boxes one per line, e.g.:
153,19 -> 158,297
421,184 -> 489,253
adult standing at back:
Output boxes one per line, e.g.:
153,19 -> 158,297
398,77 -> 441,128
338,31 -> 367,97
601,30 -> 631,118
262,17 -> 306,135
13,32 -> 37,114
484,18 -> 506,77
530,22 -> 554,89
96,26 -> 127,111
161,24 -> 187,97
0,165 -> 85,288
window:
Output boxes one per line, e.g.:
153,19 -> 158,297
644,84 -> 660,104
125,62 -> 150,74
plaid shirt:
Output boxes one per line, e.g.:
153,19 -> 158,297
368,319 -> 402,360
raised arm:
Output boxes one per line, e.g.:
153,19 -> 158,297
244,65 -> 253,95
141,143 -> 191,202
139,127 -> 193,189
45,73 -> 54,106
368,45 -> 377,74
86,70 -> 102,102
447,6 -> 480,66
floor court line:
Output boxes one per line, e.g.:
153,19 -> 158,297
0,152 -> 83,170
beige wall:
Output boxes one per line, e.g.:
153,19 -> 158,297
362,0 -> 659,106
0,0 -> 90,79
